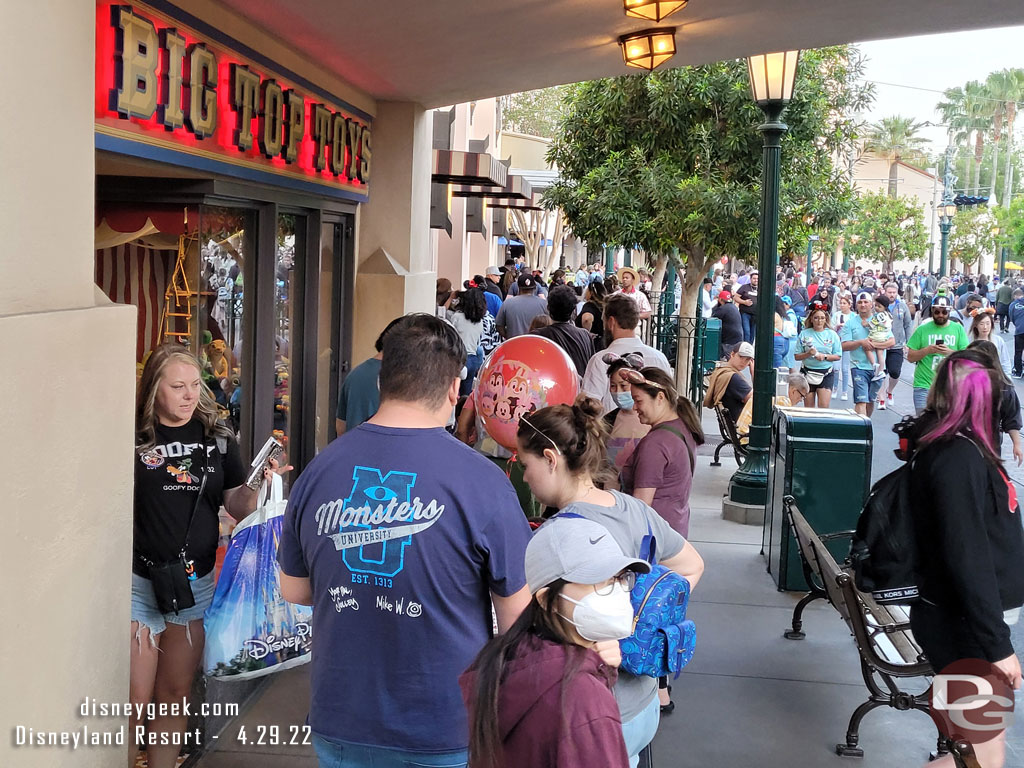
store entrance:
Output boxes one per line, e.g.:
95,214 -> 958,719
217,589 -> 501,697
94,192 -> 355,474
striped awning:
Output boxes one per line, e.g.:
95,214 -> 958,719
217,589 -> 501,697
487,189 -> 544,211
453,174 -> 532,202
432,149 -> 507,187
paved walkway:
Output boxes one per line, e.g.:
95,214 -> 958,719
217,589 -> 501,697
197,373 -> 1024,768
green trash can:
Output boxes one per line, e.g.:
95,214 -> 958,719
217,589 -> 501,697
702,317 -> 722,370
763,406 -> 872,591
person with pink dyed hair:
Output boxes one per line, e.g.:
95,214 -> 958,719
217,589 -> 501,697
905,348 -> 1024,768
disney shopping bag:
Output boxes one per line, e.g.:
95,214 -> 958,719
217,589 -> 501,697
203,474 -> 312,680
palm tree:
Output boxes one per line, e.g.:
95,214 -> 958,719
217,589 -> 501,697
937,80 -> 991,194
990,69 -> 1024,208
864,116 -> 929,198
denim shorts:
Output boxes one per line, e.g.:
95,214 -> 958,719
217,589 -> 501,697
131,570 -> 216,638
850,367 -> 882,404
312,734 -> 468,768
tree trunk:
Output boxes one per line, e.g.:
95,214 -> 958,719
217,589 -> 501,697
1003,107 -> 1016,209
990,112 -> 1003,203
542,209 -> 565,275
974,130 -> 984,194
673,247 -> 709,397
887,156 -> 899,198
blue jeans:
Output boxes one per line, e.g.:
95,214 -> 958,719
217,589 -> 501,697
460,347 -> 483,397
913,387 -> 929,416
741,313 -> 756,343
622,694 -> 660,768
850,367 -> 882,405
832,351 -> 852,396
772,336 -> 790,368
312,735 -> 468,768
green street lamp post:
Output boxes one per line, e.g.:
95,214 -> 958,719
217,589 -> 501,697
938,203 -> 956,278
728,50 -> 800,507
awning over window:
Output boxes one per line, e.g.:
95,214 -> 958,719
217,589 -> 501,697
453,174 -> 532,202
432,149 -> 507,187
487,189 -> 544,211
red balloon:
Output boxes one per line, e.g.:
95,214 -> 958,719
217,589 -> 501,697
475,336 -> 580,450
719,256 -> 728,265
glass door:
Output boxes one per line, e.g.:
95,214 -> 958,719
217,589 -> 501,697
315,216 -> 354,453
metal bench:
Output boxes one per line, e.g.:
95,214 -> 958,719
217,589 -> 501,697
783,496 -> 980,767
709,403 -> 748,467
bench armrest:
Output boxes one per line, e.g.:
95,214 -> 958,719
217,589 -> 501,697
818,530 -> 854,543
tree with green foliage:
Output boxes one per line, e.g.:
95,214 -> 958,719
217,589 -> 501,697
864,116 -> 929,198
499,87 -> 568,139
545,46 -> 873,345
843,191 -> 927,271
948,206 -> 997,273
995,196 -> 1024,265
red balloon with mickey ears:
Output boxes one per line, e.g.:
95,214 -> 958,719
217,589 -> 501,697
475,335 -> 580,450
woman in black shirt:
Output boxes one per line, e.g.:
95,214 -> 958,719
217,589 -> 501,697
131,345 -> 283,768
908,349 -> 1024,768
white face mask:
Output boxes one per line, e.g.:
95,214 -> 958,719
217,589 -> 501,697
559,582 -> 635,642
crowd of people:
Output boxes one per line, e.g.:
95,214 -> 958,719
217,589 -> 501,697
128,255 -> 1024,768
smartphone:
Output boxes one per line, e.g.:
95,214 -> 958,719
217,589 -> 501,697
245,436 -> 284,490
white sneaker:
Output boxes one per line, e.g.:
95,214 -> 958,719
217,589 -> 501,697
840,392 -> 848,401
877,398 -> 887,410
887,393 -> 894,406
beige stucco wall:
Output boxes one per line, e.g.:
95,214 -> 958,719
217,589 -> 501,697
1,2 -> 137,766
353,101 -> 435,362
501,131 -> 554,171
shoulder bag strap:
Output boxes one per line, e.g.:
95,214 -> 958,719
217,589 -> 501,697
179,436 -> 212,557
652,422 -> 696,469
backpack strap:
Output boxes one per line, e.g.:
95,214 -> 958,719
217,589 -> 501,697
639,520 -> 656,565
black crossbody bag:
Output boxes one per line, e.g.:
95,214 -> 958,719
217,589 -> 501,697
137,439 -> 211,615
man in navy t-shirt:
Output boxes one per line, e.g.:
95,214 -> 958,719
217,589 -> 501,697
280,314 -> 532,766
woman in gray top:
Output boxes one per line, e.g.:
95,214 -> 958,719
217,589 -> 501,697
516,396 -> 704,768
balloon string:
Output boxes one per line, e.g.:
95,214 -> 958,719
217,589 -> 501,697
506,452 -> 517,479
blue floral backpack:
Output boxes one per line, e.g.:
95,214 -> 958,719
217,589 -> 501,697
618,524 -> 697,679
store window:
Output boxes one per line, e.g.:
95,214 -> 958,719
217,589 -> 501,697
196,206 -> 254,448
273,213 -> 305,470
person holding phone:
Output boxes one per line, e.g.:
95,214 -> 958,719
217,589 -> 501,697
906,295 -> 969,416
131,345 -> 288,768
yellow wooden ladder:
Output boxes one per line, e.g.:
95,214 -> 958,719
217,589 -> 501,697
161,233 -> 193,345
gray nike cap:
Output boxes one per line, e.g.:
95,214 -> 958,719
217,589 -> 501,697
525,516 -> 651,593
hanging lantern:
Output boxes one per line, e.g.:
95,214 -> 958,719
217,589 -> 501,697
622,0 -> 688,22
618,28 -> 676,71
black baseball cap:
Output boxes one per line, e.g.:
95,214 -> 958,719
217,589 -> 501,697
517,274 -> 536,289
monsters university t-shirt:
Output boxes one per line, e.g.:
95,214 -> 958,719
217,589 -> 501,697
278,423 -> 531,753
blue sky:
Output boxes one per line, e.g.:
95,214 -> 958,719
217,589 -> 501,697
858,25 -> 1024,155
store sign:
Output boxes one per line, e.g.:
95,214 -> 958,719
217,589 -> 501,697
95,2 -> 372,198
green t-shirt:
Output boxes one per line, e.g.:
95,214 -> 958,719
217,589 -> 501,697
997,284 -> 1014,305
906,320 -> 969,390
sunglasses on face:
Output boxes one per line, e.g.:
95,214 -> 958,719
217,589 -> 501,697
931,308 -> 949,315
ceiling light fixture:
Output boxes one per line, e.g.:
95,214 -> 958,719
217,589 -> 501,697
623,0 -> 688,22
618,28 -> 676,71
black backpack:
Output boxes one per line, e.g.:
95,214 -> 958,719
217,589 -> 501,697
848,460 -> 920,605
